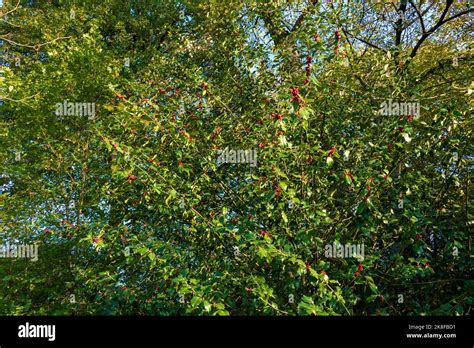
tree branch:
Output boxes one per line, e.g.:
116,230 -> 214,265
409,0 -> 426,33
259,0 -> 318,47
342,27 -> 388,52
395,0 -> 408,47
409,0 -> 472,59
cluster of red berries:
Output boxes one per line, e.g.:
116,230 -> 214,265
148,158 -> 161,167
304,55 -> 312,85
108,140 -> 118,149
327,145 -> 337,157
210,126 -> 222,141
274,185 -> 282,198
271,112 -> 283,120
290,87 -> 304,110
416,262 -> 430,268
354,264 -> 364,277
290,87 -> 302,103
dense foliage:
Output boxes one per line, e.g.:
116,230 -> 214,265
0,0 -> 472,315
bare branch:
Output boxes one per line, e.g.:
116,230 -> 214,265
342,27 -> 388,52
0,0 -> 20,18
395,0 -> 408,47
409,0 -> 426,33
0,34 -> 72,50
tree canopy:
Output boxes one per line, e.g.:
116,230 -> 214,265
0,0 -> 472,315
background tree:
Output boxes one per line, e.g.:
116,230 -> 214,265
0,0 -> 472,315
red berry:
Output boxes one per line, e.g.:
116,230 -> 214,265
354,271 -> 360,277
358,264 -> 364,272
127,175 -> 138,181
178,159 -> 183,166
